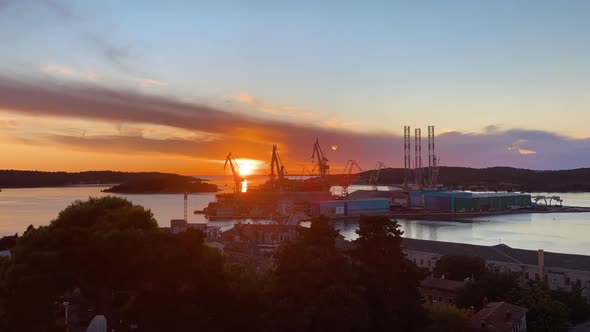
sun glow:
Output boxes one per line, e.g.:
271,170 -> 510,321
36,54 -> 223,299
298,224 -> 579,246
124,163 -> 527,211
235,158 -> 264,177
241,179 -> 248,193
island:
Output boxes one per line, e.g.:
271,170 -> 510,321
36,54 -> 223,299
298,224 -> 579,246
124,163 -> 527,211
103,175 -> 218,194
0,170 -> 218,193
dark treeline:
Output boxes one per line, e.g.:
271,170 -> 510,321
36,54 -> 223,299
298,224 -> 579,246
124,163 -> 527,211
0,197 -> 428,332
358,166 -> 590,192
0,170 -> 217,193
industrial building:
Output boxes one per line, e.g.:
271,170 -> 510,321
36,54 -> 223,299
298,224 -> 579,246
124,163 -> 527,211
313,198 -> 391,217
422,191 -> 532,212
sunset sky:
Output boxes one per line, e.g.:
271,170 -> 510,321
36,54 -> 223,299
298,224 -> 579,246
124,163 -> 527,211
1,1 -> 590,175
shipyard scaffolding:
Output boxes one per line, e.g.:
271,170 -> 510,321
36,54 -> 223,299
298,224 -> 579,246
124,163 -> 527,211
427,125 -> 439,188
404,126 -> 412,187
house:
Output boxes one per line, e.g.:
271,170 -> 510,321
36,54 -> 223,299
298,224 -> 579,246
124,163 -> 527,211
465,302 -> 527,332
169,219 -> 221,241
421,277 -> 467,304
402,238 -> 590,301
222,223 -> 300,251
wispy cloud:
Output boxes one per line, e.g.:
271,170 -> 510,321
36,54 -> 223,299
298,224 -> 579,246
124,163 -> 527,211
41,64 -> 101,82
229,92 -> 315,118
320,117 -> 357,129
137,78 -> 168,88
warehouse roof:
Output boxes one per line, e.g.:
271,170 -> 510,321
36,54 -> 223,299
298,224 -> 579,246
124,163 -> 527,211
401,238 -> 590,272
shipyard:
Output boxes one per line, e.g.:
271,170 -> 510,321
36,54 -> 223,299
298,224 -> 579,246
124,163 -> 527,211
198,125 -> 590,225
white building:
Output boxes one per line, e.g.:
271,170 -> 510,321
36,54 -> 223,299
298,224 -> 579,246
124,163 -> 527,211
402,238 -> 590,301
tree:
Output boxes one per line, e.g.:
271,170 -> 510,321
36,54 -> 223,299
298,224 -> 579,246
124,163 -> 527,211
424,301 -> 473,332
509,283 -> 568,331
551,285 -> 590,324
353,215 -> 427,332
456,270 -> 520,310
432,254 -> 486,281
0,197 -> 245,332
266,216 -> 368,332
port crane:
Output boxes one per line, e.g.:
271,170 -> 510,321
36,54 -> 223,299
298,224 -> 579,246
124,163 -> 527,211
270,144 -> 287,181
224,152 -> 244,193
311,138 -> 330,177
368,161 -> 386,191
342,159 -> 363,197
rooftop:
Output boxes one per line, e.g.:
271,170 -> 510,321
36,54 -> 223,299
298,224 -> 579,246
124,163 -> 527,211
468,302 -> 527,332
402,237 -> 590,272
420,277 -> 466,291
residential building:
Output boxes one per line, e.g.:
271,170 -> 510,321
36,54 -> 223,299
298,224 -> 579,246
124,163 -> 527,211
169,219 -> 221,241
221,223 -> 300,251
465,301 -> 527,332
403,238 -> 590,301
421,277 -> 466,304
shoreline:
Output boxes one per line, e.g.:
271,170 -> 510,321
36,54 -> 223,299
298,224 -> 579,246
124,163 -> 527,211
312,206 -> 590,223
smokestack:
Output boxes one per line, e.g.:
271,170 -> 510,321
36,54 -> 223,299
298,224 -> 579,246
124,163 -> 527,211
538,249 -> 545,279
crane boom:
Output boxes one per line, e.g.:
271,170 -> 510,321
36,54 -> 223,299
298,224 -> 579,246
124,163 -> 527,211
270,144 -> 287,181
224,152 -> 243,193
369,161 -> 386,191
311,138 -> 330,176
342,159 -> 363,197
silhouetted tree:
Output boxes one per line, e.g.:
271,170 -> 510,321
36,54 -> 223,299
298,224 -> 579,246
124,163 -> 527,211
353,215 -> 427,332
432,254 -> 486,281
266,216 -> 368,332
424,301 -> 473,332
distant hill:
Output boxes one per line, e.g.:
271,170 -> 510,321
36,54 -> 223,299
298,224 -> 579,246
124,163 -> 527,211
357,166 -> 590,192
0,170 -> 218,193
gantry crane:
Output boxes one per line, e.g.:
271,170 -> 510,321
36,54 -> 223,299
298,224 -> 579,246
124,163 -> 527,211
342,160 -> 363,197
311,138 -> 330,177
224,152 -> 243,193
270,144 -> 287,181
369,161 -> 386,191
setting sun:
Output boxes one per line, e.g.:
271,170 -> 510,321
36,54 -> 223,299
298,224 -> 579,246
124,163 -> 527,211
235,159 -> 264,177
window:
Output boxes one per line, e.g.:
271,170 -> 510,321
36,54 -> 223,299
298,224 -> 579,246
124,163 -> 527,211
535,274 -> 540,281
565,277 -> 571,285
525,272 -> 529,279
427,260 -> 431,266
420,259 -> 424,266
552,275 -> 560,284
577,279 -> 582,287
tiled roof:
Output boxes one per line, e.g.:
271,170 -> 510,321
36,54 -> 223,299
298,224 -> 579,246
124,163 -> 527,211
469,302 -> 527,332
402,237 -> 590,272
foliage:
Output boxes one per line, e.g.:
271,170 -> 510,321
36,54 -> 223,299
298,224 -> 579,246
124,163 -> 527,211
456,270 -> 520,310
353,215 -> 428,332
424,301 -> 473,332
266,216 -> 368,332
509,283 -> 569,331
0,203 -> 438,331
550,285 -> 590,324
432,254 -> 486,281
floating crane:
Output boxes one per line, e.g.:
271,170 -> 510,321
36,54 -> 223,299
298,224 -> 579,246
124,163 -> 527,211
311,138 -> 330,177
369,161 -> 386,191
224,152 -> 243,193
270,144 -> 287,181
342,159 -> 363,197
